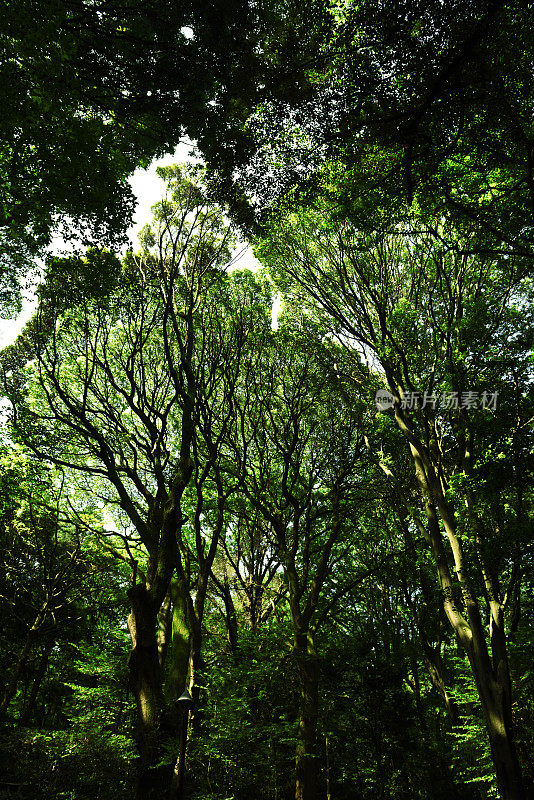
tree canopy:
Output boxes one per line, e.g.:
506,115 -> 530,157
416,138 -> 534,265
1,4 -> 534,800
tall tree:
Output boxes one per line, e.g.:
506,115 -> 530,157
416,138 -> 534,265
226,324 -> 371,800
258,210 -> 534,799
1,166 -> 248,798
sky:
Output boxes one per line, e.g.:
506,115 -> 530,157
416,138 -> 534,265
0,142 -> 262,348
127,139 -> 198,247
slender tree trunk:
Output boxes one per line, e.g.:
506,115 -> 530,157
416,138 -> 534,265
400,514 -> 461,725
294,631 -> 319,800
463,607 -> 524,800
209,569 -> 238,654
421,644 -> 460,725
406,439 -> 524,800
166,570 -> 206,799
187,614 -> 205,726
221,573 -> 238,655
436,520 -> 523,798
169,705 -> 190,800
408,652 -> 428,729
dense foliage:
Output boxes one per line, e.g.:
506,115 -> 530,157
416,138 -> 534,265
1,3 -> 534,800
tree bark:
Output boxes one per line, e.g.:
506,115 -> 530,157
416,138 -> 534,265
157,588 -> 173,670
294,631 -> 319,800
405,436 -> 524,800
400,512 -> 461,725
169,706 -> 190,800
187,613 -> 205,730
463,610 -> 524,800
165,576 -> 191,704
127,584 -> 164,800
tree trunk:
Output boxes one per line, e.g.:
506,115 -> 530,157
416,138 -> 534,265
294,631 -> 319,800
157,588 -> 173,669
464,610 -> 524,800
127,583 -> 163,800
408,652 -> 428,729
169,706 -> 190,800
187,614 -> 205,731
421,644 -> 460,725
400,514 -> 461,725
125,442 -> 193,800
164,576 -> 191,704
407,440 -> 524,800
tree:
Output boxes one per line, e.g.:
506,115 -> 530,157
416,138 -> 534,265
195,0 -> 534,267
0,0 -> 266,308
257,209 -> 534,799
161,268 -> 272,732
0,449 -> 94,721
224,323 -> 372,800
210,504 -> 285,646
0,449 -> 136,799
1,165 -> 253,798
